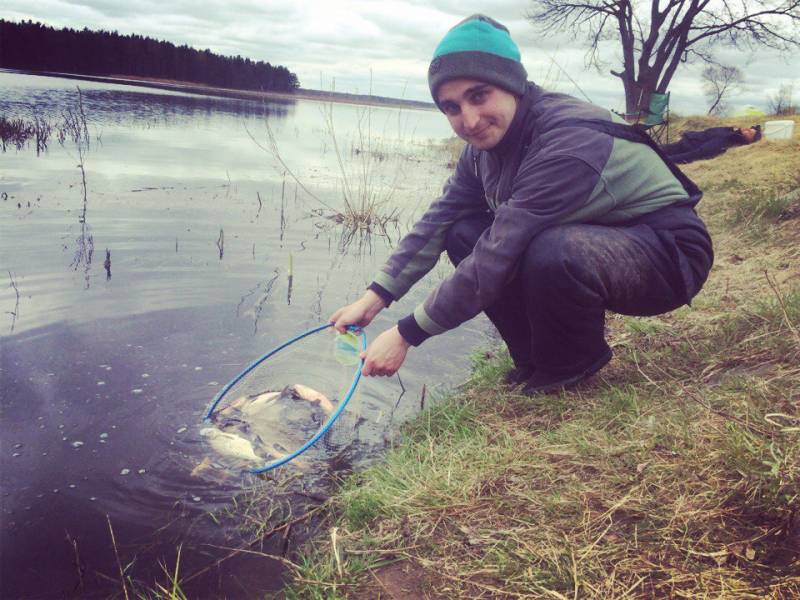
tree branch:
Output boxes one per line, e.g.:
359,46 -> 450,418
528,0 -> 800,109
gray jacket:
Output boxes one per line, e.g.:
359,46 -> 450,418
371,85 -> 694,344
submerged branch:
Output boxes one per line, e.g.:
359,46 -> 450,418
7,270 -> 20,333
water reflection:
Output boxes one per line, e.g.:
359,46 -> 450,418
0,73 -> 294,125
287,253 -> 294,306
65,89 -> 95,288
0,70 -> 481,599
69,218 -> 94,288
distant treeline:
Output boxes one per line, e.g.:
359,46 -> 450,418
0,20 -> 300,92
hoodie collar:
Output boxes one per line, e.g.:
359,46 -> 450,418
487,83 -> 537,158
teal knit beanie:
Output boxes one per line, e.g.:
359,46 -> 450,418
428,14 -> 528,106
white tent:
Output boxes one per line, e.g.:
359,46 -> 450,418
733,104 -> 766,117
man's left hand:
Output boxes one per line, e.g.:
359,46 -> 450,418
360,326 -> 410,377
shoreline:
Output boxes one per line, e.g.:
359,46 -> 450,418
1,68 -> 437,111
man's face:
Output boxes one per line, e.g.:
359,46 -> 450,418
739,127 -> 758,144
437,79 -> 518,150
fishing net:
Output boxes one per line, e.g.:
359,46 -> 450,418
203,325 -> 365,472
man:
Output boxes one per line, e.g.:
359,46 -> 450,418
660,125 -> 761,164
330,14 -> 713,394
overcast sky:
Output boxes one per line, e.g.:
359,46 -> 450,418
3,0 -> 798,114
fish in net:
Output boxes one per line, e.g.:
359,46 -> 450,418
195,328 -> 366,474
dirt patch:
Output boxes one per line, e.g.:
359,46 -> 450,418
356,561 -> 446,600
777,200 -> 800,222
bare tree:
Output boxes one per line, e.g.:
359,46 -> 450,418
528,0 -> 800,114
767,82 -> 797,115
702,65 -> 743,115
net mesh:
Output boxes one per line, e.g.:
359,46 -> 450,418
205,329 -> 363,468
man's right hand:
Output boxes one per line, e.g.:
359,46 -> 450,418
328,290 -> 387,333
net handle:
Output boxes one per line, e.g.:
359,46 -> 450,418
201,323 -> 367,473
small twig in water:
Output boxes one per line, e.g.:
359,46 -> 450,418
65,530 -> 84,592
64,87 -> 94,289
216,228 -> 224,260
287,252 -> 293,306
281,523 -> 292,557
7,270 -> 19,333
252,269 -> 281,334
395,371 -> 406,404
106,514 -> 130,600
103,248 -> 111,280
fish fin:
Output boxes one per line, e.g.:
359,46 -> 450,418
190,456 -> 213,477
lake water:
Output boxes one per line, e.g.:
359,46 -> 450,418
0,72 -> 492,598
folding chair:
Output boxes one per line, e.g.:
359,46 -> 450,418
613,91 -> 671,143
639,92 -> 670,143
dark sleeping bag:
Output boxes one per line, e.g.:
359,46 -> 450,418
659,127 -> 747,164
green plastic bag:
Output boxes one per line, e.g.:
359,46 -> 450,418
333,331 -> 361,366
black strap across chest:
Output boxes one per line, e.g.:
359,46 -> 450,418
480,116 -> 703,209
555,118 -> 703,203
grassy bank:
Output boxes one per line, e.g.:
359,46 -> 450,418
283,116 -> 800,599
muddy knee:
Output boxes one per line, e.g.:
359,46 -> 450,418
521,226 -> 598,285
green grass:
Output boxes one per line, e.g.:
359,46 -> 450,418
728,187 -> 800,238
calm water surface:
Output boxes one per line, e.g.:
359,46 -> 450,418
0,72 -> 492,598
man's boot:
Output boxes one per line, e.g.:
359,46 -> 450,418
504,364 -> 535,386
522,349 -> 611,395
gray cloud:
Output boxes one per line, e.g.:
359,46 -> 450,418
2,0 -> 796,112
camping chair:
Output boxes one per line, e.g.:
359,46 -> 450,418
640,91 -> 670,142
614,91 -> 671,143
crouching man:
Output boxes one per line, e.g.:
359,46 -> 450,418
329,14 -> 713,395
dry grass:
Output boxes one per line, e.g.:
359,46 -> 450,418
439,135 -> 466,169
1,102 -> 92,155
282,117 -> 800,599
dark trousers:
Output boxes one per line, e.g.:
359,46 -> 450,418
660,136 -> 735,164
445,206 -> 713,374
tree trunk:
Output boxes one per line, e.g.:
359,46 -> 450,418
623,72 -> 662,116
623,80 -> 655,116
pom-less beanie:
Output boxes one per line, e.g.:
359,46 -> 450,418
428,14 -> 528,107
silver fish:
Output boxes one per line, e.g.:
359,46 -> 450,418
199,427 -> 261,462
241,390 -> 281,418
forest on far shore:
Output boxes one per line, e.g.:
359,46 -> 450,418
0,20 -> 300,93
